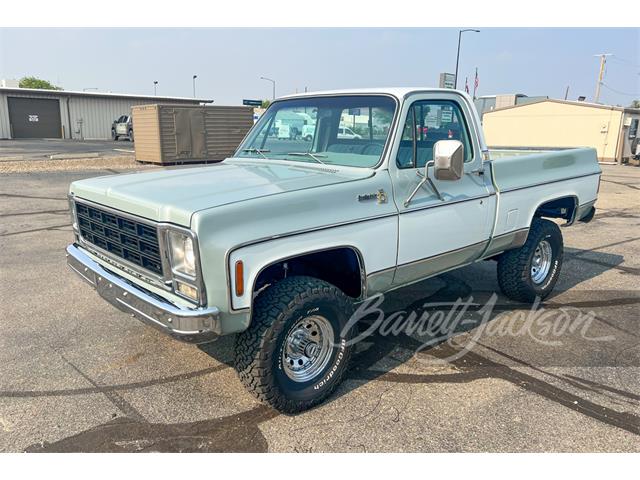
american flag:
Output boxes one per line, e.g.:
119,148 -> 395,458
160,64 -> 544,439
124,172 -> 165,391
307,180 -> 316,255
473,68 -> 479,99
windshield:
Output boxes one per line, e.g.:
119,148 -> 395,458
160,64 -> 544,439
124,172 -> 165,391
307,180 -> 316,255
235,95 -> 397,168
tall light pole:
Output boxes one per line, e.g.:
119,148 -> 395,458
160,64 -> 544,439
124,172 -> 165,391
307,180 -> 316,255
153,80 -> 158,96
260,76 -> 276,100
192,75 -> 198,98
454,29 -> 480,90
593,53 -> 612,104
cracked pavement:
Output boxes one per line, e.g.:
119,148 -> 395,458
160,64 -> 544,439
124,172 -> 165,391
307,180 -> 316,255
0,164 -> 639,452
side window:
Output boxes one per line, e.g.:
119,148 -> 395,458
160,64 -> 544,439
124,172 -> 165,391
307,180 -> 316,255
629,119 -> 638,139
396,100 -> 474,169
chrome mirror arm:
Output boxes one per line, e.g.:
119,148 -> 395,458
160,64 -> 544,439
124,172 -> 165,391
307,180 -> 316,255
404,177 -> 426,207
426,177 -> 445,202
404,161 -> 444,207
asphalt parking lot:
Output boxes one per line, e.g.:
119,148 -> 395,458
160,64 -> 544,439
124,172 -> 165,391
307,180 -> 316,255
0,164 -> 638,452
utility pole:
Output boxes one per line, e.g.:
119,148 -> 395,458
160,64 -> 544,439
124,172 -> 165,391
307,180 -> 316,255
153,80 -> 158,96
454,29 -> 480,89
564,85 -> 570,100
593,53 -> 612,104
193,75 -> 198,98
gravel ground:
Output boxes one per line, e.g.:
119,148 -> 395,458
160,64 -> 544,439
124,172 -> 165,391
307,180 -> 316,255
0,163 -> 638,452
0,139 -> 135,160
0,155 -> 151,174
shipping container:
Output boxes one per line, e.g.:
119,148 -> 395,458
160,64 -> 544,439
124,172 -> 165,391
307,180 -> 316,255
132,104 -> 253,164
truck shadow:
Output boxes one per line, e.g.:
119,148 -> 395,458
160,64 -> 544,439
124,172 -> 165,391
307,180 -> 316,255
24,246 -> 638,452
328,246 -> 639,435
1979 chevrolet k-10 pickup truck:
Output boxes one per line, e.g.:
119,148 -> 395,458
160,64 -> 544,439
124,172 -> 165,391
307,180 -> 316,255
66,88 -> 601,412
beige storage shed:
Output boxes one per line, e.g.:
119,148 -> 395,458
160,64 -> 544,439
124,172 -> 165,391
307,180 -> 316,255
483,99 -> 640,164
132,104 -> 254,164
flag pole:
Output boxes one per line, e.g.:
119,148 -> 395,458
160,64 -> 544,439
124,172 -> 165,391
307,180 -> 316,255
473,67 -> 479,100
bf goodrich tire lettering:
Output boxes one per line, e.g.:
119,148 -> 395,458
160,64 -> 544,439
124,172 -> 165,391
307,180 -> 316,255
497,218 -> 564,303
234,276 -> 356,413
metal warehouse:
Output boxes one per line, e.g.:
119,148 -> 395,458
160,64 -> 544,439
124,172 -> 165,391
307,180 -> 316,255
0,87 -> 213,140
483,99 -> 640,164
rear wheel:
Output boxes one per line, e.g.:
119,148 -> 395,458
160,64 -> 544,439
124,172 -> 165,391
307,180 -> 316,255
234,276 -> 356,413
497,218 -> 563,303
111,129 -> 118,141
128,129 -> 134,142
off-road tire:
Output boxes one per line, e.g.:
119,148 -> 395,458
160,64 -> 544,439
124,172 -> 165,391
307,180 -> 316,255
112,129 -> 118,141
234,276 -> 356,413
497,218 -> 563,303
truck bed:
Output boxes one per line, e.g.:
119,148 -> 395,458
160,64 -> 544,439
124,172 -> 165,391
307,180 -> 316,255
488,147 -> 601,240
490,147 -> 601,193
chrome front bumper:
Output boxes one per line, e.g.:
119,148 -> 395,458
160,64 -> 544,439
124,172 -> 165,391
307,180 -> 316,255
66,244 -> 220,343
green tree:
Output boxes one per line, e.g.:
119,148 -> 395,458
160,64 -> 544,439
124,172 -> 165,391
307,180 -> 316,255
261,99 -> 271,109
19,76 -> 63,90
630,99 -> 640,109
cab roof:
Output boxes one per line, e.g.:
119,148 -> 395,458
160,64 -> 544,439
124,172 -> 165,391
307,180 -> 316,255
279,87 -> 469,101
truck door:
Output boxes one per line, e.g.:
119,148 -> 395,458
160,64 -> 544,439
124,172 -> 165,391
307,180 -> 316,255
389,94 -> 495,286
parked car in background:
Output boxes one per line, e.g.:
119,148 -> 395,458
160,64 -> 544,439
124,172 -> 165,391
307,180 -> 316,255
112,115 -> 133,141
337,126 -> 362,139
302,124 -> 316,141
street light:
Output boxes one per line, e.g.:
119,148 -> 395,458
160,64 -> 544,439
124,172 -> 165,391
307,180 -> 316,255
192,75 -> 198,98
153,80 -> 158,96
260,76 -> 276,100
454,29 -> 480,90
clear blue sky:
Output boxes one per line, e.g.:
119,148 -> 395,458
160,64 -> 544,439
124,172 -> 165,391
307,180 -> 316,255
1,28 -> 638,105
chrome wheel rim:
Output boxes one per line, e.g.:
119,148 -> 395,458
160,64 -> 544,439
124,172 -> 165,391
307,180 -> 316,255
531,239 -> 553,284
282,315 -> 334,383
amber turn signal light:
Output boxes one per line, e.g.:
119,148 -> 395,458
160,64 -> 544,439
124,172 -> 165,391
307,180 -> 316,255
235,260 -> 244,297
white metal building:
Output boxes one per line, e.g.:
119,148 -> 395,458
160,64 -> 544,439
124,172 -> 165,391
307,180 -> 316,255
0,87 -> 213,140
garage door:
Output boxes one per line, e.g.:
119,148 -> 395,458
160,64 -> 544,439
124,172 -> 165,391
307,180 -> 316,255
7,97 -> 62,138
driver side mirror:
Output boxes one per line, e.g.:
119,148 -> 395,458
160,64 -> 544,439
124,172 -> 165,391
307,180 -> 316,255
433,140 -> 464,181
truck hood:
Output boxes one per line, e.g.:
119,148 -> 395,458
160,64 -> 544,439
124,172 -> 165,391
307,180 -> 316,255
69,159 -> 372,226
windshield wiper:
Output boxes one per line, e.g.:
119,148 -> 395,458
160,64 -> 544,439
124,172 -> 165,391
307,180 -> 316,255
241,148 -> 270,159
286,152 -> 328,165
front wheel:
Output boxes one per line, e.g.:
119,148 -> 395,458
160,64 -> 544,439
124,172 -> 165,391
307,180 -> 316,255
234,276 -> 356,413
497,218 -> 563,303
112,130 -> 118,141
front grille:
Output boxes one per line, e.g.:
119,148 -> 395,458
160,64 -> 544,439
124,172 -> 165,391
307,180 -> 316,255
75,201 -> 163,275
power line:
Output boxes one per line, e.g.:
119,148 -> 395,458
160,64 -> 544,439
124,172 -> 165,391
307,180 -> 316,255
601,83 -> 639,97
609,55 -> 640,69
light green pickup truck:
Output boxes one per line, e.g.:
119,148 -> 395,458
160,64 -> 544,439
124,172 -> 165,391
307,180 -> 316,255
66,88 -> 601,412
